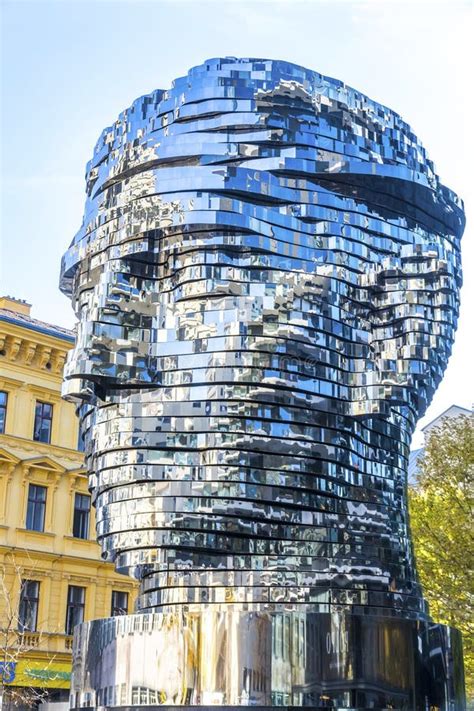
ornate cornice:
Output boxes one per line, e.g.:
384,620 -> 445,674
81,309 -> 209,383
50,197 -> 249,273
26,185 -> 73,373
0,330 -> 69,375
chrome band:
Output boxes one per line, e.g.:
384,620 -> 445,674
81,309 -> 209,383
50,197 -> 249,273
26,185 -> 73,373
69,611 -> 465,709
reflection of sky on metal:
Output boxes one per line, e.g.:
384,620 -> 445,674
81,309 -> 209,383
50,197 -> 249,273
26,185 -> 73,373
61,58 -> 464,610
62,58 -> 465,708
1,1 -> 472,449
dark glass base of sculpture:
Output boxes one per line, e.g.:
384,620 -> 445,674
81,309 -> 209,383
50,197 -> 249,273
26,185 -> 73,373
69,610 -> 465,710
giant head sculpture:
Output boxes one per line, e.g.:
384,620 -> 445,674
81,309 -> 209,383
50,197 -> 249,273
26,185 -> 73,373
61,58 -> 465,709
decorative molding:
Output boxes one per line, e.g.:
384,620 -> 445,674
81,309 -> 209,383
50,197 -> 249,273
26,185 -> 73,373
0,331 -> 71,374
0,433 -> 84,465
0,447 -> 21,470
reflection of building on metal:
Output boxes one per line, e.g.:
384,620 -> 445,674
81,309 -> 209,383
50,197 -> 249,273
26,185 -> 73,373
60,58 -> 466,709
408,404 -> 472,483
0,296 -> 138,708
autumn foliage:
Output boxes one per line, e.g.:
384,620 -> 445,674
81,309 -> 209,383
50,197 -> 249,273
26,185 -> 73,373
409,414 -> 473,702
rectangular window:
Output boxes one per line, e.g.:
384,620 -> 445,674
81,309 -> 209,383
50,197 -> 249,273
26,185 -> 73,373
111,590 -> 129,616
65,585 -> 85,635
26,484 -> 47,532
18,580 -> 40,632
73,493 -> 91,539
0,391 -> 7,433
33,401 -> 53,443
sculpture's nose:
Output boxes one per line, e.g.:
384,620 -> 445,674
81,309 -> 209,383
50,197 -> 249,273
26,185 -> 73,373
62,374 -> 97,404
61,343 -> 104,405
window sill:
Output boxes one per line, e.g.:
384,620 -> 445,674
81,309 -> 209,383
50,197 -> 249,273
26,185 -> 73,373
16,527 -> 55,538
63,535 -> 94,543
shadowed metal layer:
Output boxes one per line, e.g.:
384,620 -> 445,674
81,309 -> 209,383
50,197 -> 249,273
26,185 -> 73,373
60,58 -> 465,710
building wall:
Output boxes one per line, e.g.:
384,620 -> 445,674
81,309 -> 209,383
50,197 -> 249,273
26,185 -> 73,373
0,297 -> 138,702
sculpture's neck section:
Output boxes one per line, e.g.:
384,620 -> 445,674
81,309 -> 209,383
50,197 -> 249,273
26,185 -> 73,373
88,404 -> 423,619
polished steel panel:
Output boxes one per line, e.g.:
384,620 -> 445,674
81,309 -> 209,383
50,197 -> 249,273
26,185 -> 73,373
70,611 -> 465,709
60,57 -> 466,709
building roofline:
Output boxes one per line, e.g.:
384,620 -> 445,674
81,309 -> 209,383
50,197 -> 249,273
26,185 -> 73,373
0,312 -> 75,344
421,405 -> 472,432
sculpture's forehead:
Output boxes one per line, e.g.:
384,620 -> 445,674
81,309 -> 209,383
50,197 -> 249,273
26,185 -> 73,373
59,57 -> 464,297
93,57 -> 405,157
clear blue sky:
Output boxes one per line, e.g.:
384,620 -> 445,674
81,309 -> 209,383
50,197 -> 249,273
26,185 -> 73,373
1,0 -> 472,447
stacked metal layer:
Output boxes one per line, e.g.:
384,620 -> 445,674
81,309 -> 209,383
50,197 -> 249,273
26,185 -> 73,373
61,58 -> 465,708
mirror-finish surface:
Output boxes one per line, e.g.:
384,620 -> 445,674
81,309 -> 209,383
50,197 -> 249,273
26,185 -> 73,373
60,57 -> 466,709
70,611 -> 465,710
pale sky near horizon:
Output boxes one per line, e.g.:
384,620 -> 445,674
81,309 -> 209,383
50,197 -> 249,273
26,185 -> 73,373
1,0 -> 472,448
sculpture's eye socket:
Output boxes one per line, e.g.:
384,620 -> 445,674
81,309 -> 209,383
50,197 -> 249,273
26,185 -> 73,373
62,223 -> 178,404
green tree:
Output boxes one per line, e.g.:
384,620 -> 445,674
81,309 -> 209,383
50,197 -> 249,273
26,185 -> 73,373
409,413 -> 474,702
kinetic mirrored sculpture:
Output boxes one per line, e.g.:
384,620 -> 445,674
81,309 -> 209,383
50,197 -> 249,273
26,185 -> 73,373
60,58 -> 466,710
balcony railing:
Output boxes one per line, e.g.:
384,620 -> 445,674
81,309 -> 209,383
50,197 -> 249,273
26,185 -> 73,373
0,630 -> 75,654
17,631 -> 40,648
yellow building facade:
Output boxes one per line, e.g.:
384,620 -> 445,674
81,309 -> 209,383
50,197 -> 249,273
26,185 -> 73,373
0,296 -> 138,708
